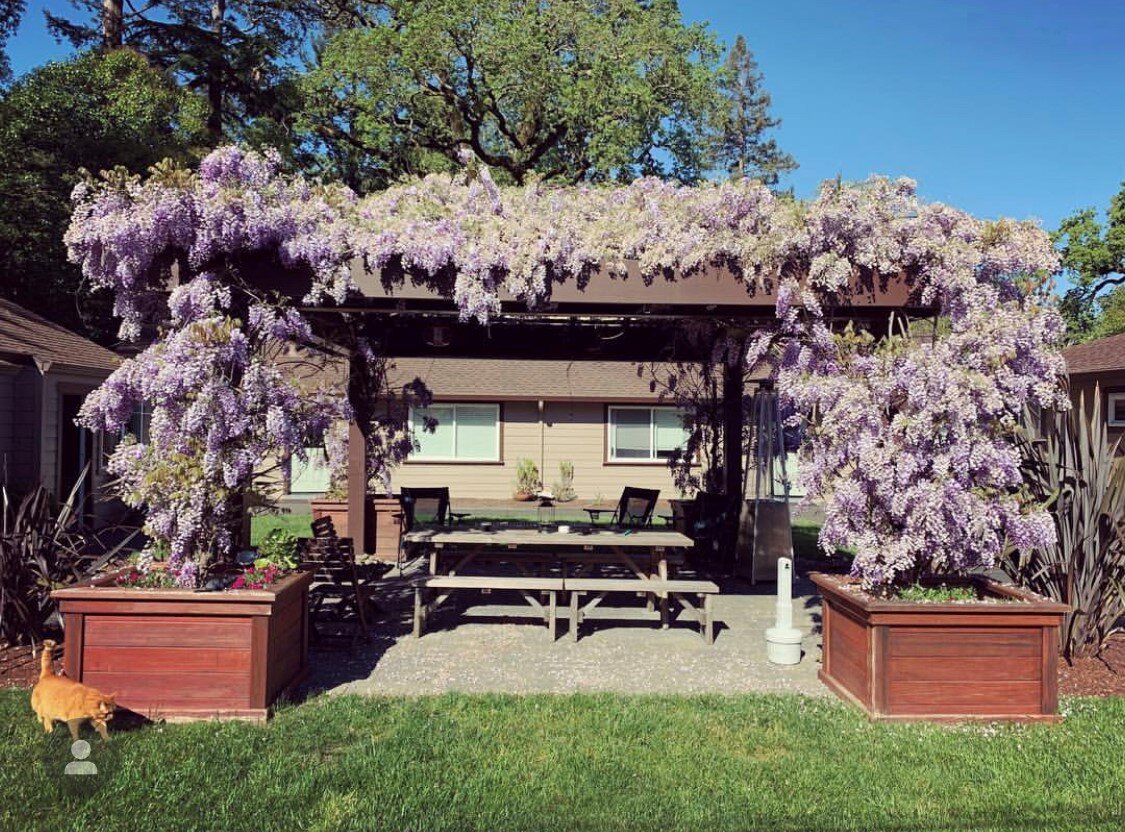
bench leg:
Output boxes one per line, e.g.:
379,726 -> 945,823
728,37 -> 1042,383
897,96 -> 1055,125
702,593 -> 713,645
413,586 -> 425,638
548,590 -> 557,640
570,591 -> 581,642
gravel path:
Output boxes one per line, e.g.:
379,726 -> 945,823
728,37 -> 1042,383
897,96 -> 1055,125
300,566 -> 826,698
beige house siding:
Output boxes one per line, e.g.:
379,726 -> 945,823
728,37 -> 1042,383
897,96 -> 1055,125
392,399 -> 681,501
1069,371 -> 1125,447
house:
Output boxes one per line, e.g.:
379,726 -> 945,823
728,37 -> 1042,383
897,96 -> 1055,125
0,298 -> 120,521
288,357 -> 698,501
1063,331 -> 1125,441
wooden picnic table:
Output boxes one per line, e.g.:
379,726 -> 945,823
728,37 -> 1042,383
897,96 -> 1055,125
402,524 -> 695,625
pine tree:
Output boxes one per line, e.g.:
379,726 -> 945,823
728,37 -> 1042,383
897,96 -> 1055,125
713,34 -> 797,186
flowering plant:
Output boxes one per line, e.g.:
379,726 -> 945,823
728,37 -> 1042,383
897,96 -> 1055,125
67,146 -> 1066,592
231,564 -> 282,591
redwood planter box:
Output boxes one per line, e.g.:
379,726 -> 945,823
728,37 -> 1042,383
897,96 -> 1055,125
812,573 -> 1069,722
52,569 -> 312,722
310,495 -> 401,560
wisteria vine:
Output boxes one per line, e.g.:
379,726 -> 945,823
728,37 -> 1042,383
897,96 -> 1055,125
67,146 -> 1066,589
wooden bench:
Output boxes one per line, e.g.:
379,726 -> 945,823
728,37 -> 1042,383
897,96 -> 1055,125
413,575 -> 565,639
564,578 -> 719,643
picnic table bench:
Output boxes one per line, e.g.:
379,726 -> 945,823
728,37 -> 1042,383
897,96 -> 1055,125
412,573 -> 718,643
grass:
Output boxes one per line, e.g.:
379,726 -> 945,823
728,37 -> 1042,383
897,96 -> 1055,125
250,513 -> 315,546
2,690 -> 1123,832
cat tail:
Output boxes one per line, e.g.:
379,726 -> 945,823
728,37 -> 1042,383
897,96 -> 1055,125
39,639 -> 57,679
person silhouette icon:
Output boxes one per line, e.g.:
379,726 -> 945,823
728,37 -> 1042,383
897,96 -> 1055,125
64,740 -> 97,776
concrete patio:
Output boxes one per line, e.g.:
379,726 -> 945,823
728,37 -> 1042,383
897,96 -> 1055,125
299,564 -> 826,698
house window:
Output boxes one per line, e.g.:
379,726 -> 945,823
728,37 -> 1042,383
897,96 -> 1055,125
607,406 -> 688,462
410,404 -> 500,461
1108,393 -> 1125,427
125,402 -> 151,443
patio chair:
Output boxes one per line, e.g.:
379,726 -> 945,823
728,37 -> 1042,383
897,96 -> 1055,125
583,487 -> 660,527
396,487 -> 470,569
298,534 -> 378,647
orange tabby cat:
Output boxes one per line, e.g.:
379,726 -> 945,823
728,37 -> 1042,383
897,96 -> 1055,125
30,640 -> 116,740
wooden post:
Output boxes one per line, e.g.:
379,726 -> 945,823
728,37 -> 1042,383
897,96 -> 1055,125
722,358 -> 744,504
346,342 -> 373,556
347,419 -> 367,556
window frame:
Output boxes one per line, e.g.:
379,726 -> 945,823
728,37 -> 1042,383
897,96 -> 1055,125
1108,391 -> 1125,427
408,402 -> 503,463
605,405 -> 687,464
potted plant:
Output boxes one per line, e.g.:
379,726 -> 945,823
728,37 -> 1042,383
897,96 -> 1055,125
783,244 -> 1070,721
552,461 -> 577,502
53,544 -> 312,722
513,458 -> 540,501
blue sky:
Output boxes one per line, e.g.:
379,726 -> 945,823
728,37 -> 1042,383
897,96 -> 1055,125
8,0 -> 1125,230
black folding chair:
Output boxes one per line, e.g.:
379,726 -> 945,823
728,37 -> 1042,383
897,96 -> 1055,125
397,487 -> 470,569
299,532 -> 376,647
583,487 -> 660,527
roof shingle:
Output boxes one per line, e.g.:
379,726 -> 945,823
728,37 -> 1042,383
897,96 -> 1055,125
1063,332 -> 1125,376
0,299 -> 120,374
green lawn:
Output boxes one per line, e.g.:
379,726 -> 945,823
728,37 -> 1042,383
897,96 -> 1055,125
3,690 -> 1123,832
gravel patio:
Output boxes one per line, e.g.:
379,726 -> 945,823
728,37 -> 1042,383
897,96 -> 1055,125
298,563 -> 826,698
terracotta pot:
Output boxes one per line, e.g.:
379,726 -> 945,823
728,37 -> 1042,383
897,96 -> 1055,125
512,492 -> 535,502
52,569 -> 313,722
812,573 -> 1069,722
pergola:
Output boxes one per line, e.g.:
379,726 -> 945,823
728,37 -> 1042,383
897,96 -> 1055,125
253,257 -> 933,553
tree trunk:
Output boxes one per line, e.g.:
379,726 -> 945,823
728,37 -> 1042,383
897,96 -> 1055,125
101,0 -> 123,50
207,0 -> 225,141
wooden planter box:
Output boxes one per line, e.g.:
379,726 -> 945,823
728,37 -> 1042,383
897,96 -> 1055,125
812,573 -> 1069,722
52,569 -> 313,722
310,495 -> 401,560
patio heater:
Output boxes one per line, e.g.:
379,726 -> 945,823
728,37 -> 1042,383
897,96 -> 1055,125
536,493 -> 556,530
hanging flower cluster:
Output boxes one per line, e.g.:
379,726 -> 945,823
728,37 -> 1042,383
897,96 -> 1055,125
77,273 -> 350,585
67,146 -> 1066,590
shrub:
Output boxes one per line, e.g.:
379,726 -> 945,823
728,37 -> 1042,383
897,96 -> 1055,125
0,478 -> 132,643
255,528 -> 299,570
552,461 -> 577,502
513,458 -> 541,498
1006,390 -> 1125,659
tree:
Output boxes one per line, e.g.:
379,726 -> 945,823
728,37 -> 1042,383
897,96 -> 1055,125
712,34 -> 796,186
46,0 -> 313,143
0,0 -> 24,85
298,0 -> 726,190
0,49 -> 205,340
1054,181 -> 1125,342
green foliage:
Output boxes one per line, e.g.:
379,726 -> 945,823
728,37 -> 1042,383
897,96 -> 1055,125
45,0 -> 312,144
254,528 -> 300,570
1054,181 -> 1125,342
1008,391 -> 1125,658
895,583 -> 978,603
1,689 -> 1125,830
0,49 -> 205,340
299,0 -> 727,189
513,458 -> 541,497
712,34 -> 796,186
552,460 -> 577,502
0,0 -> 23,85
0,474 -> 132,643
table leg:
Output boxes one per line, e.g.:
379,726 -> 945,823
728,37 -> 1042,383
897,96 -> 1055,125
658,555 -> 669,629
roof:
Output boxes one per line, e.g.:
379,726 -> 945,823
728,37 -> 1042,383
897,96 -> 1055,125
0,298 -> 121,375
386,358 -> 758,402
1063,332 -> 1125,376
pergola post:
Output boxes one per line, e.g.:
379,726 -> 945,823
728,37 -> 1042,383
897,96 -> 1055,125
722,356 -> 744,505
346,345 -> 372,554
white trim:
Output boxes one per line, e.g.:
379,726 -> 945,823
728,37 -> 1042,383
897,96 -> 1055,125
409,402 -> 501,462
607,405 -> 685,462
1108,392 -> 1125,426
